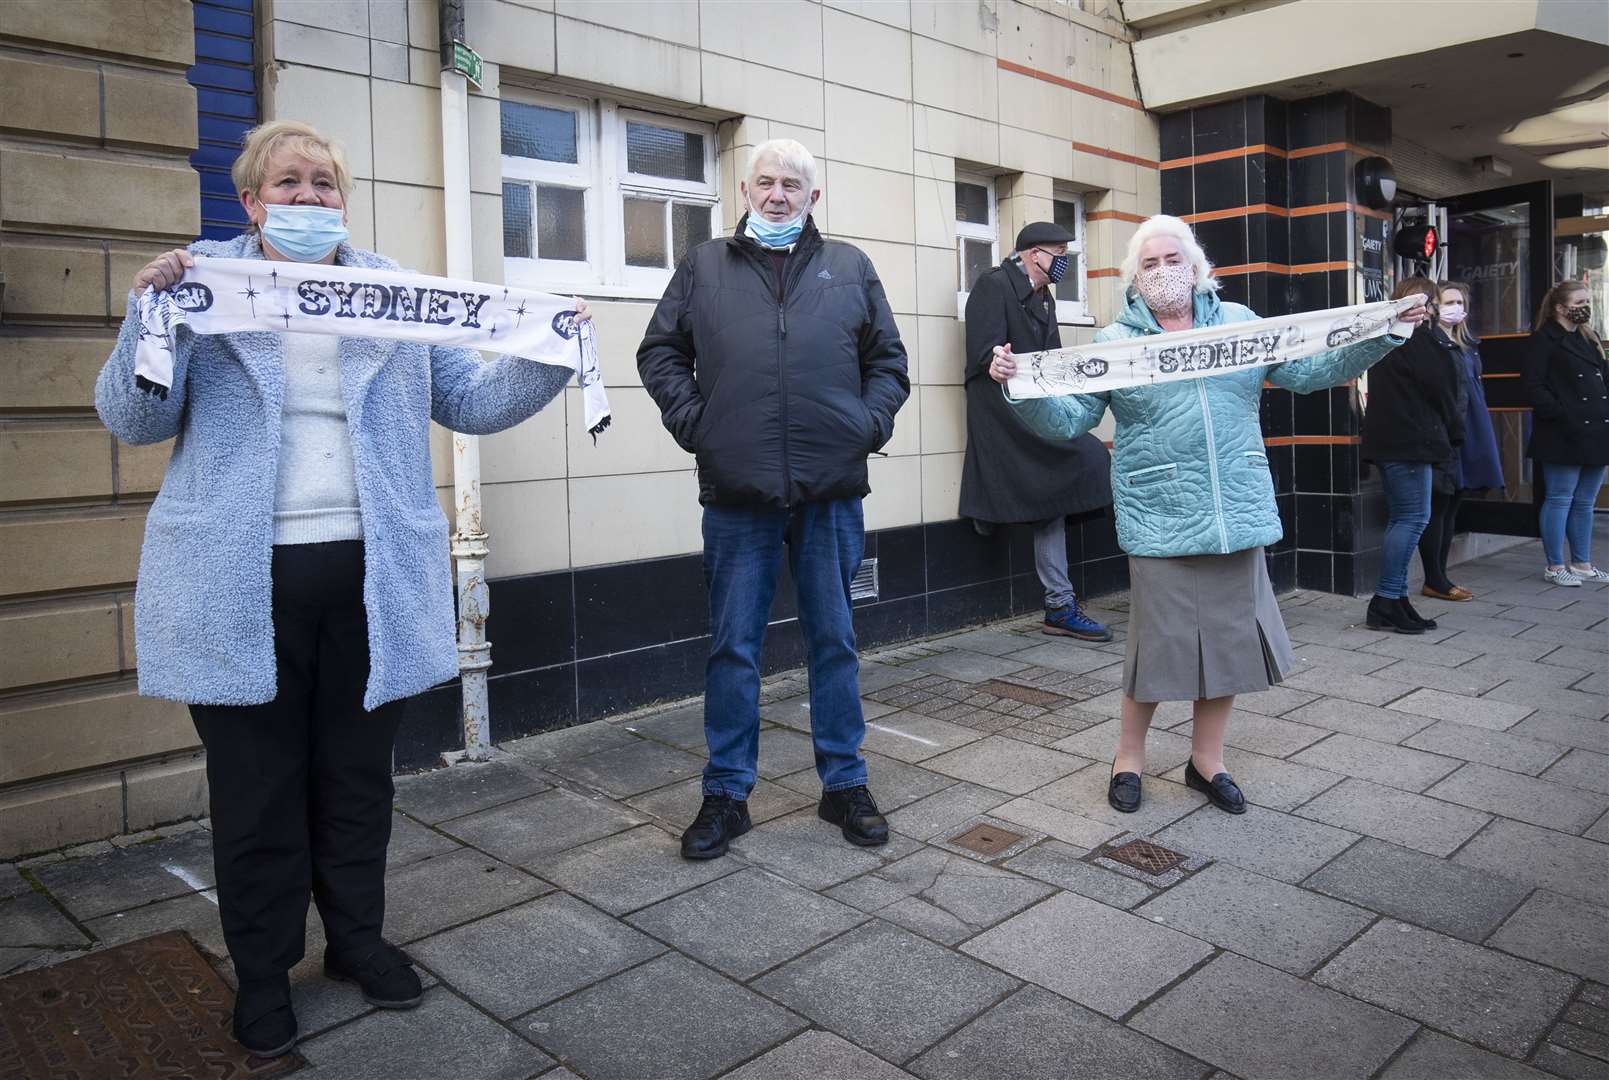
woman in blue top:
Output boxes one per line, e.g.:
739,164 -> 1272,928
988,215 -> 1425,815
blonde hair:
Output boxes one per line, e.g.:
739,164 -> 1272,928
746,138 -> 818,193
230,120 -> 353,202
1120,214 -> 1219,294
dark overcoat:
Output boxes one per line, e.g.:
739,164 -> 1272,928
958,258 -> 1111,524
1523,320 -> 1609,466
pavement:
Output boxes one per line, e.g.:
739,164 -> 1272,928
4,529 -> 1607,1080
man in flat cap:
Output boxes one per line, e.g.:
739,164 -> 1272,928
959,221 -> 1114,641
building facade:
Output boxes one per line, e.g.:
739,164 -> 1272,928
2,0 -> 1603,855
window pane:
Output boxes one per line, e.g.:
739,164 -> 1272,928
961,239 -> 993,291
1056,253 -> 1084,303
502,182 -> 532,258
624,196 -> 668,268
536,185 -> 586,261
956,180 -> 990,226
626,121 -> 705,182
1053,198 -> 1079,236
501,101 -> 578,163
672,202 -> 712,263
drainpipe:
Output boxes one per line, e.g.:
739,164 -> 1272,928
439,0 -> 492,761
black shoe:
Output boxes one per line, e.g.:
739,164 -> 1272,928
1364,595 -> 1425,634
818,786 -> 889,847
1399,597 -> 1437,631
233,974 -> 297,1058
681,794 -> 751,859
1185,758 -> 1247,814
323,941 -> 423,1009
1108,771 -> 1142,813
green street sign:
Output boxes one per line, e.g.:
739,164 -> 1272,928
450,40 -> 483,89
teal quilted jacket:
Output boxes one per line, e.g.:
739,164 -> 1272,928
1006,289 -> 1404,558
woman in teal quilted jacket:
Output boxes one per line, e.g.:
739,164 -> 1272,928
989,215 -> 1426,815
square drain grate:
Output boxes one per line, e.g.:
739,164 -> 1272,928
977,680 -> 1067,707
1104,838 -> 1187,875
949,822 -> 1027,856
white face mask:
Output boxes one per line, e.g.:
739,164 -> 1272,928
1439,303 -> 1466,326
1136,262 -> 1196,316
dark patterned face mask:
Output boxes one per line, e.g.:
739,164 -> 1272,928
1565,305 -> 1592,325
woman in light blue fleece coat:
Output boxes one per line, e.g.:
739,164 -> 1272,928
95,121 -> 580,1057
989,215 -> 1425,818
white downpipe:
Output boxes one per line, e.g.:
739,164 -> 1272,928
439,61 -> 492,761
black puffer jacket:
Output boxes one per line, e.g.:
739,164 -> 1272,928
1523,320 -> 1609,466
1360,323 -> 1465,464
637,217 -> 910,507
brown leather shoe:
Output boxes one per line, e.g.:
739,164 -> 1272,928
1421,585 -> 1474,602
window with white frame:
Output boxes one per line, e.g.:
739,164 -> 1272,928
1051,188 -> 1089,322
500,90 -> 718,295
954,173 -> 998,309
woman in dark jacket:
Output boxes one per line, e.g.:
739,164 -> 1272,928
1360,277 -> 1464,633
1524,279 -> 1609,585
1416,281 -> 1505,600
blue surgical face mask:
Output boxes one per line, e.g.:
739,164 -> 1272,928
261,203 -> 348,262
744,196 -> 806,249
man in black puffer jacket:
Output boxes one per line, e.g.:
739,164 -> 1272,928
638,138 -> 909,860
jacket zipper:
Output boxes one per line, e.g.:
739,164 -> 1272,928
1196,379 -> 1230,553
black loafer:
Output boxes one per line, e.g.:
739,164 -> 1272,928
1185,758 -> 1246,814
818,785 -> 889,847
324,941 -> 423,1009
681,794 -> 751,859
1108,771 -> 1142,813
233,974 -> 297,1058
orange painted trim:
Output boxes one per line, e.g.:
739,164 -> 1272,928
1481,372 -> 1522,379
1181,201 -> 1385,225
1071,140 -> 1160,170
1489,406 -> 1533,412
1159,144 -> 1290,170
1213,260 -> 1352,277
1087,210 -> 1148,224
1287,142 -> 1356,158
1484,332 -> 1531,339
1088,267 -> 1121,278
1263,435 -> 1361,446
1289,202 -> 1349,217
996,59 -> 1144,110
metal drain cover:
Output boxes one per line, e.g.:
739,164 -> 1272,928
950,822 -> 1027,856
1105,838 -> 1187,875
977,680 -> 1067,706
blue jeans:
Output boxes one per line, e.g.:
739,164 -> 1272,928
1375,461 -> 1432,598
701,498 -> 868,800
1540,463 -> 1607,566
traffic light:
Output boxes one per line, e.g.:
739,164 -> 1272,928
1394,223 -> 1439,262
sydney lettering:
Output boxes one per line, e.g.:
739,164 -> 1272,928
294,280 -> 491,328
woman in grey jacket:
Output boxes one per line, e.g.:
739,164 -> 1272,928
95,121 -> 583,1058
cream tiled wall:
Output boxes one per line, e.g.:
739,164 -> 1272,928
265,0 -> 1155,579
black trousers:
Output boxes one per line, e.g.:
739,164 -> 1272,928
190,541 -> 403,983
1417,488 -> 1468,592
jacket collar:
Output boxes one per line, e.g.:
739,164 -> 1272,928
1115,283 -> 1223,334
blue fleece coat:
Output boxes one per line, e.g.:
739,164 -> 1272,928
95,232 -> 571,709
1007,288 -> 1405,558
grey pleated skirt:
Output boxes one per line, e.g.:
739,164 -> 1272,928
1123,547 -> 1296,703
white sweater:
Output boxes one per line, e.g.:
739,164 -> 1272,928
273,334 -> 363,545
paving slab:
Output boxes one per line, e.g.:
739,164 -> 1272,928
923,736 -> 1090,795
1136,862 -> 1373,975
1507,712 -> 1609,753
381,848 -> 550,944
908,985 -> 1207,1080
1152,804 -> 1358,884
28,831 -> 215,920
1384,687 -> 1535,731
523,953 -> 806,1080
1486,680 -> 1608,720
1454,818 -> 1609,903
1303,837 -> 1531,942
411,893 -> 664,1018
394,760 -> 553,824
887,782 -> 1012,840
1283,666 -> 1416,707
774,752 -> 954,811
539,825 -> 738,915
1487,890 -> 1609,983
1286,642 -> 1400,674
545,738 -> 706,798
1171,709 -> 1330,756
1050,718 -> 1194,776
386,811 -> 462,868
1030,764 -> 1202,832
438,787 -> 644,867
1000,840 -> 1156,909
1404,720 -> 1569,776
990,797 -> 1125,849
627,867 -> 866,980
755,920 -> 1018,1063
1,866 -> 30,899
1543,749 -> 1609,795
1290,732 -> 1461,792
726,1030 -> 914,1080
1427,762 -> 1609,834
1359,634 -> 1483,667
861,712 -> 988,762
1131,952 -> 1416,1080
906,650 -> 1032,683
859,660 -> 929,694
625,776 -> 810,829
1378,1030 -> 1554,1079
1005,641 -> 1121,675
1160,746 -> 1342,812
501,720 -> 640,765
0,948 -> 46,974
728,809 -> 900,890
825,849 -> 1053,945
1444,631 -> 1564,662
619,703 -> 707,750
1370,659 -> 1509,696
83,890 -> 223,954
0,890 -> 90,947
1283,697 -> 1435,743
1294,777 -> 1490,857
961,892 -> 1213,1019
299,986 -> 552,1080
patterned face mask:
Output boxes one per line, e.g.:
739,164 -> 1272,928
1136,262 -> 1196,316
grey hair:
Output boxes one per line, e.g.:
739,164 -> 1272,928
1119,214 -> 1220,293
746,138 -> 818,192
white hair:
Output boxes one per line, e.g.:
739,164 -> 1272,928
746,138 -> 818,192
1119,214 -> 1219,293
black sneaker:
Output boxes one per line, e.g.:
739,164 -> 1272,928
1364,595 -> 1424,634
680,794 -> 751,860
233,974 -> 297,1058
324,941 -> 423,1009
818,786 -> 889,847
1399,596 -> 1437,631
